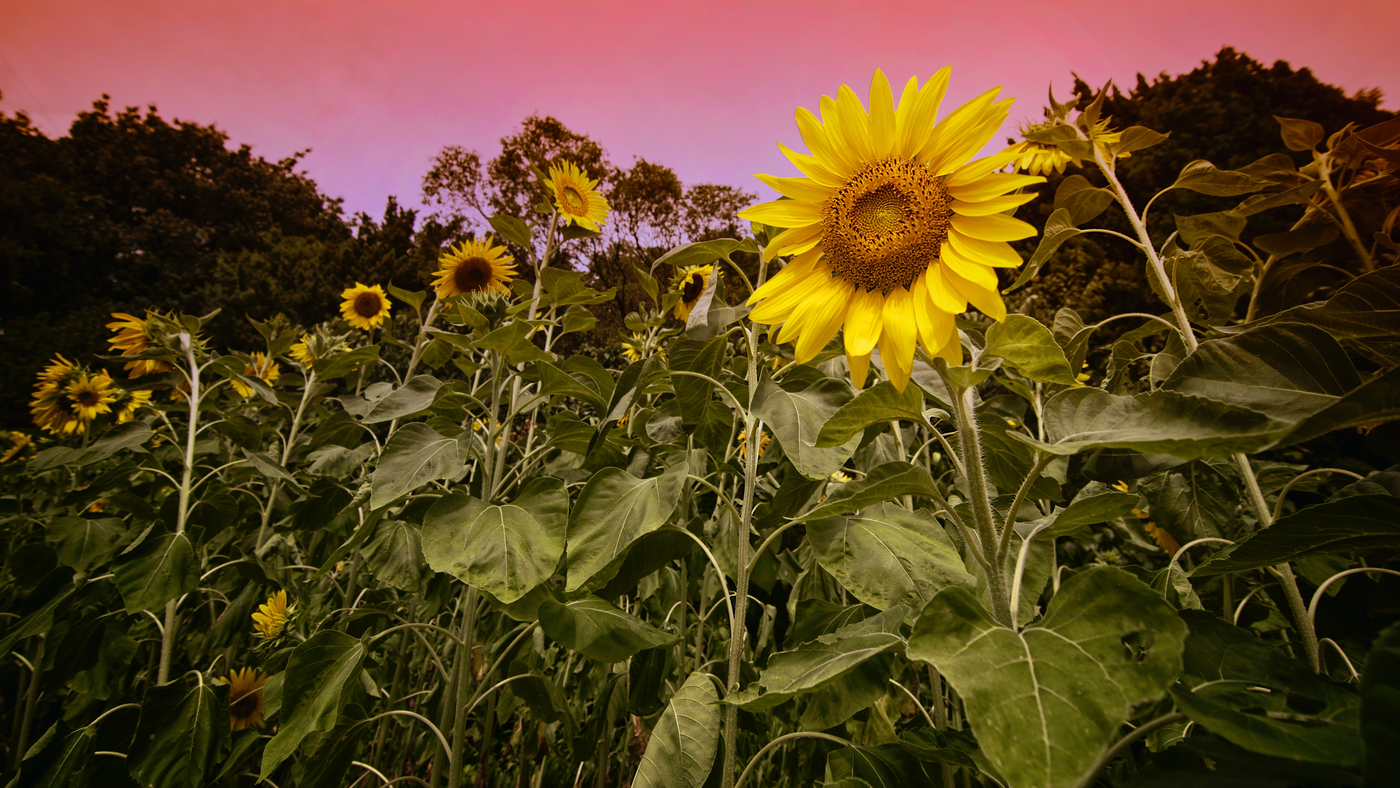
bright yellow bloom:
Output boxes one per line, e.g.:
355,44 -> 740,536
1,432 -> 34,464
252,590 -> 289,640
339,283 -> 392,330
621,332 -> 644,362
225,668 -> 270,731
740,69 -> 1043,391
66,372 -> 118,422
289,334 -> 314,365
829,470 -> 852,484
231,353 -> 281,398
548,161 -> 610,232
1009,119 -> 1125,177
672,265 -> 715,321
106,312 -> 175,379
432,238 -> 517,299
737,429 -> 771,461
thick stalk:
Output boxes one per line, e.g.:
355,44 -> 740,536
948,380 -> 1013,627
1317,156 -> 1374,272
1235,453 -> 1320,671
160,333 -> 202,685
446,587 -> 480,788
15,635 -> 44,768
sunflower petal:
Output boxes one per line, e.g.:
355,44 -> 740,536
738,198 -> 824,228
777,142 -> 846,189
842,287 -> 885,356
792,278 -> 854,363
755,173 -> 834,204
936,331 -> 964,366
760,222 -> 824,262
926,266 -> 968,313
948,233 -> 1026,268
893,76 -> 920,155
917,87 -> 1000,167
868,69 -> 896,159
749,254 -> 824,317
931,98 -> 1014,177
898,68 -> 950,158
951,214 -> 1037,242
944,147 -> 1021,189
847,350 -> 872,390
943,266 -> 1008,322
878,287 -> 917,391
910,273 -> 943,357
835,85 -> 875,164
946,172 -> 1046,202
796,107 -> 855,178
877,332 -> 913,392
950,191 -> 1037,216
940,242 -> 1001,289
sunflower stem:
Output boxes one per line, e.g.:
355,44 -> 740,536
1316,154 -> 1374,273
159,333 -> 202,686
446,586 -> 480,788
255,370 -> 315,554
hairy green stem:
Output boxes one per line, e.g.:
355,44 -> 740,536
160,333 -> 203,686
446,587 -> 480,788
1317,156 -> 1374,272
945,376 -> 1013,627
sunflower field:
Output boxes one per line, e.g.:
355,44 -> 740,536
3,68 -> 1400,788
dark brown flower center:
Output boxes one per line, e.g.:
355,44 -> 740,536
453,257 -> 494,293
822,156 -> 952,293
681,272 -> 707,303
560,185 -> 588,215
76,389 -> 101,406
353,291 -> 383,318
230,689 -> 261,719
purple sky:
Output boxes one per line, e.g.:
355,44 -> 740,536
3,0 -> 1397,218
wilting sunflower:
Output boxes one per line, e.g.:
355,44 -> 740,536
432,238 -> 518,299
113,389 -> 152,424
672,265 -> 714,321
66,372 -> 118,422
1,432 -> 34,464
224,668 -> 270,731
252,590 -> 290,641
107,312 -> 175,378
739,69 -> 1045,390
230,353 -> 281,398
289,334 -> 314,365
548,161 -> 609,231
340,283 -> 392,330
621,332 -> 645,362
737,428 -> 771,461
1008,119 -> 1125,177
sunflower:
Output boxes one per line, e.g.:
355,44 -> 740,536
548,161 -> 609,231
231,353 -> 281,398
1008,119 -> 1125,177
66,372 -> 118,422
340,283 -> 392,330
1,432 -> 34,464
30,383 -> 79,436
739,69 -> 1045,391
107,312 -> 175,378
289,334 -> 314,365
38,354 -> 80,386
737,428 -> 771,461
432,238 -> 518,299
225,668 -> 270,731
113,388 -> 152,424
672,265 -> 714,321
621,332 -> 645,363
252,590 -> 290,641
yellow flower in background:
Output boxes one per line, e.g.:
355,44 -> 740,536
225,668 -> 270,731
1142,520 -> 1181,556
289,334 -> 314,365
2,432 -> 34,464
672,265 -> 714,321
113,389 -> 152,424
621,332 -> 645,362
829,470 -> 852,484
740,69 -> 1043,391
106,312 -> 175,379
339,283 -> 392,330
38,354 -> 80,386
66,371 -> 118,422
1009,119 -> 1126,177
432,238 -> 517,299
737,428 -> 771,461
231,353 -> 280,398
548,160 -> 610,231
252,590 -> 289,640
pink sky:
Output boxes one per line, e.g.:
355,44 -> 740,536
3,0 -> 1397,218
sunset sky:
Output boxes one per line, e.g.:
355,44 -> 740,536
3,0 -> 1397,218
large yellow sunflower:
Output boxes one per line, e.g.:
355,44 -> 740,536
340,283 -> 392,330
432,238 -> 518,299
231,353 -> 281,398
107,312 -> 175,379
739,69 -> 1045,391
66,372 -> 118,422
672,265 -> 715,321
548,161 -> 610,231
113,389 -> 152,424
225,668 -> 270,731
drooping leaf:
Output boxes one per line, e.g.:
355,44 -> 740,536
565,461 -> 686,593
130,676 -> 231,788
45,516 -> 125,574
816,382 -> 925,448
669,336 -> 729,429
1232,265 -> 1400,364
537,595 -> 678,663
422,478 -> 567,603
753,374 -> 861,480
369,423 -> 466,508
981,315 -> 1078,385
800,654 -> 894,731
1008,208 -> 1082,291
28,421 -> 153,471
1054,174 -> 1116,226
799,462 -> 940,520
1138,462 -> 1236,544
113,532 -> 197,614
260,630 -> 367,777
361,375 -> 443,424
826,743 -> 937,788
360,519 -> 425,592
1168,160 -> 1266,196
633,671 -> 721,788
1020,489 -> 1140,539
1195,493 -> 1400,575
17,721 -> 95,788
907,567 -> 1187,788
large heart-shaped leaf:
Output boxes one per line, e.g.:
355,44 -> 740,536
908,567 -> 1186,788
1194,492 -> 1400,575
815,381 -> 925,449
261,630 -> 367,776
565,461 -> 686,593
981,315 -> 1078,385
752,375 -> 860,480
369,423 -> 466,508
538,595 -> 678,663
633,671 -> 721,788
799,462 -> 939,520
113,532 -> 197,614
130,676 -> 230,788
361,375 -> 443,424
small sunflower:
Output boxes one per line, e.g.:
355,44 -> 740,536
737,428 -> 771,461
231,353 -> 281,398
340,283 -> 392,331
224,668 -> 270,731
432,238 -> 518,299
1142,520 -> 1181,556
739,69 -> 1044,391
113,388 -> 152,424
252,590 -> 290,641
672,265 -> 715,321
289,334 -> 314,366
1009,119 -> 1125,177
1,432 -> 34,464
88,499 -> 109,513
66,372 -> 118,422
548,161 -> 609,231
106,312 -> 175,379
621,332 -> 645,362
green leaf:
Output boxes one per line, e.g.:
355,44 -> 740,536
565,461 -> 686,593
28,421 -> 153,471
242,449 -> 306,494
386,284 -> 426,313
314,345 -> 379,381
1280,367 -> 1400,447
897,728 -> 981,771
298,706 -> 371,788
1173,611 -> 1360,766
360,519 -> 425,592
260,630 -> 367,777
18,721 -> 94,788
800,462 -> 939,520
808,503 -> 975,615
670,336 -> 729,429
1176,211 -> 1247,244
369,423 -> 465,509
1195,493 -> 1400,575
907,567 -> 1187,788
981,315 -> 1078,385
361,375 -> 443,424
1362,621 -> 1400,785
45,516 -> 125,574
1169,160 -> 1266,196
1053,174 -> 1115,226
815,381 -> 925,448
113,532 -> 197,614
826,744 -> 937,788
130,676 -> 230,788
1007,209 -> 1081,291
474,321 -> 551,365
1022,489 -> 1140,539
532,360 -> 608,411
538,595 -> 678,662
1138,462 -> 1236,544
1235,266 -> 1400,364
488,213 -> 532,248
1274,116 -> 1326,152
633,671 -> 721,788
1112,125 -> 1170,155
752,375 -> 860,480
422,478 -> 567,603
651,237 -> 758,273
800,654 -> 894,730
0,570 -> 80,659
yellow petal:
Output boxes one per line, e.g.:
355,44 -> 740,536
897,68 -> 950,158
792,279 -> 854,363
926,266 -> 968,313
842,287 -> 885,356
931,98 -> 1014,177
935,330 -> 964,366
738,198 -> 824,228
755,172 -> 834,204
950,214 -> 1037,242
778,142 -> 846,189
946,172 -> 1046,202
867,69 -> 896,160
910,273 -> 947,357
893,76 -> 919,156
940,242 -> 1000,289
949,192 -> 1036,216
948,234 -> 1025,268
818,95 -> 863,174
917,87 -> 1000,166
761,222 -> 824,262
749,256 -> 825,319
877,329 -> 913,392
943,266 -> 1008,321
796,107 -> 854,179
879,286 -> 917,391
847,350 -> 871,390
835,85 -> 875,164
944,147 -> 1021,189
